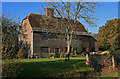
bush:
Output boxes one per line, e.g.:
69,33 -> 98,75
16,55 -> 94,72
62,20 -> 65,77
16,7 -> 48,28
60,54 -> 64,58
70,52 -> 75,57
77,43 -> 83,55
70,53 -> 79,57
51,53 -> 60,58
16,48 -> 27,58
47,54 -> 53,58
55,53 -> 60,58
2,58 -> 23,77
38,50 -> 42,58
110,33 -> 120,54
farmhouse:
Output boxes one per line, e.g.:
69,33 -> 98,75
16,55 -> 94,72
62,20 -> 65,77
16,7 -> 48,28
19,8 -> 98,58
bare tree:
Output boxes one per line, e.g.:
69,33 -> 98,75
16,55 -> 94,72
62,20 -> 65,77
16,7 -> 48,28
42,1 -> 98,60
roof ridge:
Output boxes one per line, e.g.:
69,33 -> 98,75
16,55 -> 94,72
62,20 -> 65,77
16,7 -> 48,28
23,13 -> 45,20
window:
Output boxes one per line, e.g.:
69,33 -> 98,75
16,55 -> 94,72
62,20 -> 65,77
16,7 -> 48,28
41,47 -> 49,53
48,34 -> 57,39
41,34 -> 48,39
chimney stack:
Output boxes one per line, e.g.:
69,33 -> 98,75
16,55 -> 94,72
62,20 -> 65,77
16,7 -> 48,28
45,8 -> 54,17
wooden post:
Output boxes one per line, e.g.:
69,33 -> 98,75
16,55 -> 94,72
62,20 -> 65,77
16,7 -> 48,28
112,55 -> 115,70
86,54 -> 89,66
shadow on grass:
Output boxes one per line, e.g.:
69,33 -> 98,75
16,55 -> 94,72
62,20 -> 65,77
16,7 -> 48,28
17,59 -> 92,78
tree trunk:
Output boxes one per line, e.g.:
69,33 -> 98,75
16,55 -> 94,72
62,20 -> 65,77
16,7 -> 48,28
66,35 -> 70,60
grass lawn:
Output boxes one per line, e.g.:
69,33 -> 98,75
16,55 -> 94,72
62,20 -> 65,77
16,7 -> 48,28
2,57 -> 94,77
97,72 -> 119,77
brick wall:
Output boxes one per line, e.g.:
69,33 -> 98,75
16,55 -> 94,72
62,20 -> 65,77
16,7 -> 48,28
19,19 -> 33,57
33,32 -> 97,57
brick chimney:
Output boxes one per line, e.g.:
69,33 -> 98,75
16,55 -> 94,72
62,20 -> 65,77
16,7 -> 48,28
45,8 -> 54,17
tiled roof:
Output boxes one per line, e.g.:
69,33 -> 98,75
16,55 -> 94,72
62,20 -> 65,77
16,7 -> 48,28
23,13 -> 88,32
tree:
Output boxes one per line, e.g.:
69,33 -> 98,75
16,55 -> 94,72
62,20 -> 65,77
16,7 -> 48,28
43,1 -> 98,60
98,18 -> 120,51
2,15 -> 20,59
110,33 -> 120,54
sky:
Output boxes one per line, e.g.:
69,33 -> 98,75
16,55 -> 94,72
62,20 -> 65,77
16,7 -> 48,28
2,2 -> 119,34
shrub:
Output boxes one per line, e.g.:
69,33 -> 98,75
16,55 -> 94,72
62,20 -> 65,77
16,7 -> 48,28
70,52 -> 75,57
55,52 -> 60,58
2,58 -> 23,77
38,50 -> 42,58
47,54 -> 53,58
77,43 -> 83,55
16,48 -> 27,58
60,54 -> 64,58
52,53 -> 60,58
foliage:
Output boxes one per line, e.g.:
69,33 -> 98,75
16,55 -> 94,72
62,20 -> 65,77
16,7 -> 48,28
77,43 -> 83,55
60,53 -> 64,58
16,48 -> 27,58
47,53 -> 63,58
110,33 -> 120,54
38,50 -> 42,58
98,18 -> 120,51
2,15 -> 20,59
70,52 -> 74,57
70,52 -> 79,57
47,54 -> 53,58
2,58 -> 23,77
54,52 -> 60,58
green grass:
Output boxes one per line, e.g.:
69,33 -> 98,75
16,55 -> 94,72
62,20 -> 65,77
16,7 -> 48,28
97,72 -> 119,77
3,57 -> 94,77
3,57 -> 120,78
